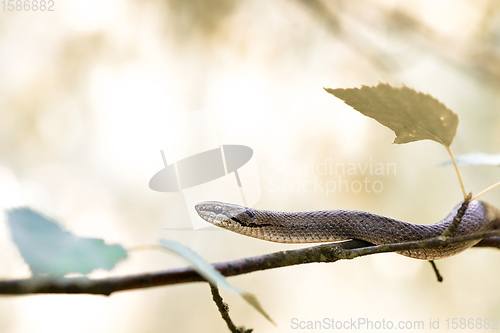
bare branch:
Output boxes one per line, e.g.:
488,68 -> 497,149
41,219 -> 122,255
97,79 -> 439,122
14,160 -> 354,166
209,284 -> 252,333
440,193 -> 471,237
472,236 -> 500,248
0,231 -> 499,296
428,260 -> 443,282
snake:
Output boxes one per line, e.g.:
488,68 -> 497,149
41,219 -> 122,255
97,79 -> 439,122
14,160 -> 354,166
195,200 -> 500,260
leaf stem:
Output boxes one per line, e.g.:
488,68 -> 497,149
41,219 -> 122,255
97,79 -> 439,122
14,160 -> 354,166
471,180 -> 500,201
446,145 -> 467,199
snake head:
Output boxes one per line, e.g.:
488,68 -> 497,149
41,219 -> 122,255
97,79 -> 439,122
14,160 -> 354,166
195,201 -> 253,228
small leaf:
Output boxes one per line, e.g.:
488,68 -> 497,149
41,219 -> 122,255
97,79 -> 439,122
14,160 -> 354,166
6,208 -> 127,277
441,153 -> 500,166
158,239 -> 275,325
325,83 -> 459,146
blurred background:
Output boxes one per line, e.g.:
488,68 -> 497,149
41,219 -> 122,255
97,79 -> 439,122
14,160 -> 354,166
1,0 -> 500,332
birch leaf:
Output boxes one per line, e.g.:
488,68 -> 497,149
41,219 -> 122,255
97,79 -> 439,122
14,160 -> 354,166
325,83 -> 459,146
6,208 -> 127,277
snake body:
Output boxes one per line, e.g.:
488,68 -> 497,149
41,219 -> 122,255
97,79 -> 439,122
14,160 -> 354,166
195,200 -> 500,260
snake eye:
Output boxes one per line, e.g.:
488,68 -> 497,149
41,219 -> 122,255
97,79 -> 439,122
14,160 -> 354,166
213,205 -> 223,214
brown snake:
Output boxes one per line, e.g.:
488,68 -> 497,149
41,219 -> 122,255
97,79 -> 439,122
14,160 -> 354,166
195,200 -> 500,260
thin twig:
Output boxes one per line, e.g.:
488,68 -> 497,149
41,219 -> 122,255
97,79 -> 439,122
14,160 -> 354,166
1,232 -> 499,296
440,193 -> 471,238
471,180 -> 500,201
428,260 -> 443,282
210,284 -> 252,333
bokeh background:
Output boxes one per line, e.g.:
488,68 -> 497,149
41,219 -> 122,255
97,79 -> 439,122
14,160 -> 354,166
1,0 -> 500,332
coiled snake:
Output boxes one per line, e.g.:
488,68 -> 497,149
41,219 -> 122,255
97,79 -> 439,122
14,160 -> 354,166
195,200 -> 500,260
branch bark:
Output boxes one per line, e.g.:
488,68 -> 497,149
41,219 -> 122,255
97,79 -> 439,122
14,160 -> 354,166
1,231 -> 499,296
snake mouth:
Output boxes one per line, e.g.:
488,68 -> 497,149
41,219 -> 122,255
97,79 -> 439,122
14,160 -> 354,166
194,202 -> 218,225
194,201 -> 254,229
195,201 -> 243,226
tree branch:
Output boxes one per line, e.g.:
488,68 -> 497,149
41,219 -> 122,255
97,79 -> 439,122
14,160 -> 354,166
1,231 -> 499,296
209,284 -> 253,333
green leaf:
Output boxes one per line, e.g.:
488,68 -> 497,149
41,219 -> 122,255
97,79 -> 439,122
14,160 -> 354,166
325,83 -> 459,146
158,239 -> 275,325
441,153 -> 500,166
6,208 -> 127,277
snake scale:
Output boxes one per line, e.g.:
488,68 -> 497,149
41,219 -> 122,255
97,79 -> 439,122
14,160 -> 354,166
195,200 -> 500,260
